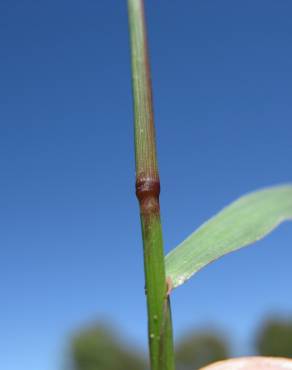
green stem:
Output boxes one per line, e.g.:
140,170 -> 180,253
127,1 -> 175,370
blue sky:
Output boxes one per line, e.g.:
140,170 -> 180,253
1,1 -> 292,369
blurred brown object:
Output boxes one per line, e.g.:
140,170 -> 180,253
199,357 -> 292,369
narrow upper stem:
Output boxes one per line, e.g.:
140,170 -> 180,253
127,1 -> 175,370
128,0 -> 159,182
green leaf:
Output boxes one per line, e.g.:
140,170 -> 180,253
165,185 -> 292,289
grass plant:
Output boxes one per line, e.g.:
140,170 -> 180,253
127,1 -> 292,369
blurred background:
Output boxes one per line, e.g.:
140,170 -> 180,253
1,1 -> 292,370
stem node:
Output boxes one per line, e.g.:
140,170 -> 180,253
136,177 -> 160,201
136,176 -> 160,215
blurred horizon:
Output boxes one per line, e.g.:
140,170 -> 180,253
1,1 -> 292,369
66,316 -> 292,370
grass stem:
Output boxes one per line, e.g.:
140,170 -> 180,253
127,1 -> 175,369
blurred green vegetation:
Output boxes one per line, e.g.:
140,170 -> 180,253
68,317 -> 292,370
256,318 -> 292,358
69,324 -> 147,370
175,331 -> 229,370
68,324 -> 228,370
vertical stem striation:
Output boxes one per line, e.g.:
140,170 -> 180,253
127,1 -> 175,370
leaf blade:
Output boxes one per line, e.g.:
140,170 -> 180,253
165,185 -> 292,288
